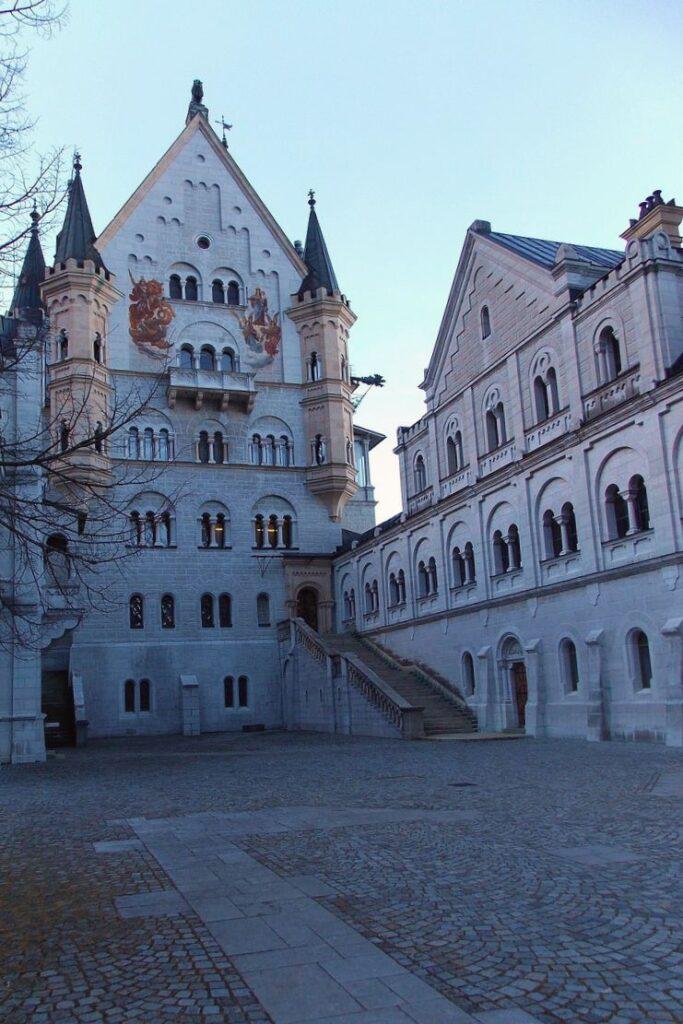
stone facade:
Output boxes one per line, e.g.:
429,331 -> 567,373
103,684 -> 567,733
334,208 -> 683,746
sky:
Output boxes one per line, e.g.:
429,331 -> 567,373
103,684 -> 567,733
20,0 -> 683,518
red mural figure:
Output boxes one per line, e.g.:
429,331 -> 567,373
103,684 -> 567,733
128,274 -> 175,355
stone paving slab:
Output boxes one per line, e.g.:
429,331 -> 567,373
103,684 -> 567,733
547,843 -> 642,866
114,889 -> 190,918
93,838 -> 144,854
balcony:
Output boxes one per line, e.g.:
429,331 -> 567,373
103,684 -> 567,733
478,439 -> 516,479
407,485 -> 434,516
167,366 -> 257,412
440,466 -> 472,500
525,409 -> 573,453
583,365 -> 640,422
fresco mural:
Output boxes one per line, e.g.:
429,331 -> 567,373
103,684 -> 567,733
235,287 -> 281,367
128,275 -> 174,356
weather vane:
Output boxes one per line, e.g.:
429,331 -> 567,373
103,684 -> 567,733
215,116 -> 233,149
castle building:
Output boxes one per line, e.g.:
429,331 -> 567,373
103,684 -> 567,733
1,83 -> 682,763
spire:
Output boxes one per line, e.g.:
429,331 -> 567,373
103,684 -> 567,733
54,153 -> 106,271
297,190 -> 340,299
10,205 -> 46,317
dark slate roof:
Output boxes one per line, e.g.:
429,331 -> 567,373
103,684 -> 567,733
54,156 -> 106,271
298,194 -> 340,298
486,231 -> 624,270
10,209 -> 45,316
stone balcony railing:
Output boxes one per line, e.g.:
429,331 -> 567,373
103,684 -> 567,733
440,466 -> 472,500
167,366 -> 257,412
582,365 -> 640,422
525,409 -> 573,453
407,485 -> 434,516
478,439 -> 516,478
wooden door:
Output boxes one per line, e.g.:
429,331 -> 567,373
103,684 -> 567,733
41,670 -> 75,747
297,588 -> 319,632
512,662 -> 528,729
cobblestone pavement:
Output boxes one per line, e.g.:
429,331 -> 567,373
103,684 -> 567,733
1,732 -> 682,1023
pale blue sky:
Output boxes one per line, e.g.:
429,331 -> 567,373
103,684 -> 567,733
25,0 -> 683,517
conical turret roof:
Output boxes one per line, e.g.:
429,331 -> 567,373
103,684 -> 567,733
10,207 -> 46,316
297,192 -> 340,298
54,154 -> 106,271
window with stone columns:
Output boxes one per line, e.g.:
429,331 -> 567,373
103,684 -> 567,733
123,677 -> 152,714
413,453 -> 427,493
195,424 -> 228,465
212,279 -> 225,304
179,344 -> 194,368
595,325 -> 623,384
169,274 -> 183,299
484,387 -> 507,451
530,350 -> 561,424
227,280 -> 240,306
128,494 -> 175,548
221,347 -> 236,372
127,422 -> 175,461
451,541 -> 476,587
199,345 -> 216,370
307,350 -> 321,381
57,328 -> 68,361
197,503 -> 231,549
542,502 -> 578,559
605,473 -> 650,540
252,500 -> 296,550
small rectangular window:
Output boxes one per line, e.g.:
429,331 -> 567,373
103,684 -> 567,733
238,676 -> 248,708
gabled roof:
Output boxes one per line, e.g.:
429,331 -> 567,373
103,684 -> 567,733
298,194 -> 340,297
487,230 -> 623,270
54,155 -> 106,270
96,115 -> 307,278
10,208 -> 45,315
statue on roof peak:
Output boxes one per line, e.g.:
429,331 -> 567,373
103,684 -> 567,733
186,79 -> 208,125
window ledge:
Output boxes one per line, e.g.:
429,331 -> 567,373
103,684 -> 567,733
417,592 -> 439,604
602,529 -> 653,546
450,582 -> 477,593
490,567 -> 523,580
127,544 -> 178,550
387,601 -> 407,610
540,549 -> 580,565
197,545 -> 233,551
251,546 -> 299,553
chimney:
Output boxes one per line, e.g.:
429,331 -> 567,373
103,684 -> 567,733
621,190 -> 683,248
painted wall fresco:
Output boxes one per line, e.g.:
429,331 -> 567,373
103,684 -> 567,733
128,275 -> 175,356
235,288 -> 281,367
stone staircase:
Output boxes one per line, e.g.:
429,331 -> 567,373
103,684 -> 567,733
322,632 -> 478,737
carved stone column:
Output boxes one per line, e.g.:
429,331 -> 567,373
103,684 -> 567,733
584,628 -> 606,741
523,638 -> 544,737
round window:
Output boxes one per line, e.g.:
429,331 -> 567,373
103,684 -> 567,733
197,236 -> 211,249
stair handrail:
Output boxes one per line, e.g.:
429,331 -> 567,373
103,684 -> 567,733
290,618 -> 424,739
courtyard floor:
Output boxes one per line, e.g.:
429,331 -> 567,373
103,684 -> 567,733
1,732 -> 682,1024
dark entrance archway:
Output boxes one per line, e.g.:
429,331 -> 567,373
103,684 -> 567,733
41,631 -> 75,747
297,587 -> 319,632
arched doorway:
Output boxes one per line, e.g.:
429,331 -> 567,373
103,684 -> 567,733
501,636 -> 527,730
297,587 -> 319,632
41,631 -> 76,747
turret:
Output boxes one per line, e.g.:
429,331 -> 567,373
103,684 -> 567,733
9,207 -> 46,322
41,154 -> 122,487
287,192 -> 357,520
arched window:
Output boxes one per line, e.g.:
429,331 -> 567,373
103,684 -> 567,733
481,305 -> 491,339
250,434 -> 263,465
262,434 -> 276,466
462,652 -> 475,695
561,502 -> 579,553
598,326 -> 622,382
371,580 -> 379,612
215,512 -> 226,548
543,509 -> 563,559
560,638 -> 580,693
508,524 -> 521,569
200,512 -> 211,548
257,592 -> 271,627
169,274 -> 182,300
630,629 -> 652,690
282,514 -> 293,549
547,367 -> 559,414
94,422 -> 104,453
159,511 -> 172,547
179,344 -> 194,369
143,427 -> 154,461
414,454 -> 427,493
349,588 -> 356,618
464,542 -> 476,583
93,333 -> 103,363
161,593 -> 175,629
59,420 -> 69,452
534,375 -> 550,422
492,530 -> 509,575
224,676 -> 234,707
388,572 -> 399,606
267,514 -> 279,548
238,676 -> 248,707
213,431 -> 225,464
343,590 -> 352,620
158,429 -> 170,461
254,514 -> 265,548
128,427 -> 140,459
219,593 -> 232,628
340,354 -> 347,381
227,280 -> 240,306
630,474 -> 650,532
197,431 -> 210,463
212,279 -> 225,304
185,275 -> 198,301
417,561 -> 429,598
428,557 -> 438,594
313,434 -> 326,465
308,351 -> 321,381
143,511 -> 155,546
57,329 -> 68,360
278,436 -> 292,467
139,678 -> 151,713
364,582 -> 374,613
605,484 -> 629,540
124,679 -> 136,713
221,348 -> 235,372
129,593 -> 144,629
446,436 -> 458,476
397,569 -> 406,603
201,593 -> 214,628
199,346 -> 215,371
452,546 -> 465,587
130,511 -> 141,546
485,402 -> 506,451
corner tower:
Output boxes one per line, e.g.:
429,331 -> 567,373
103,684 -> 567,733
41,155 -> 122,487
287,193 -> 357,520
